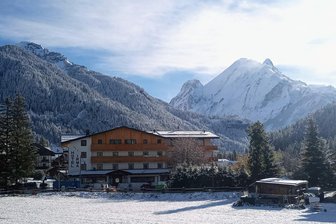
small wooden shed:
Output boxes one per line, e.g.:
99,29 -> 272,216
254,178 -> 308,204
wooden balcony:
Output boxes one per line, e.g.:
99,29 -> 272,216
205,145 -> 218,151
91,144 -> 168,151
91,156 -> 168,163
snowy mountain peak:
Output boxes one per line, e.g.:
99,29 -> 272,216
181,79 -> 203,92
16,41 -> 72,68
263,58 -> 274,67
170,79 -> 203,110
170,58 -> 336,130
16,41 -> 48,57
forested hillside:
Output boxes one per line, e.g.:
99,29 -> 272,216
270,103 -> 336,175
270,103 -> 336,150
0,43 -> 249,150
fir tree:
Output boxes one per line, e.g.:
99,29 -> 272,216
299,118 -> 335,187
0,95 -> 35,186
247,121 -> 278,182
0,99 -> 14,187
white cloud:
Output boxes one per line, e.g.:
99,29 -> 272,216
1,0 -> 336,86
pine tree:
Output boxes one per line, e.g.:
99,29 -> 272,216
261,143 -> 278,178
0,99 -> 14,187
247,121 -> 278,182
11,95 -> 36,183
299,118 -> 335,187
0,95 -> 36,186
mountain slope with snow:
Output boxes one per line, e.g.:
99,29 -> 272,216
170,58 -> 336,129
0,42 -> 249,150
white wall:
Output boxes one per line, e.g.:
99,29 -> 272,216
66,137 -> 91,175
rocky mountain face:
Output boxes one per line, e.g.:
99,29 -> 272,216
0,42 -> 249,151
170,58 -> 336,130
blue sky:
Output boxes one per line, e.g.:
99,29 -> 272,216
1,0 -> 336,102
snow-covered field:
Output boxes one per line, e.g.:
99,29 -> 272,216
0,192 -> 335,224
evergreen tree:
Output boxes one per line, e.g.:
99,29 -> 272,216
298,118 -> 335,187
247,121 -> 278,182
261,143 -> 278,178
0,95 -> 36,187
0,99 -> 14,187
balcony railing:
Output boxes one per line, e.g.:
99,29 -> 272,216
91,144 -> 168,151
205,145 -> 218,151
91,156 -> 168,163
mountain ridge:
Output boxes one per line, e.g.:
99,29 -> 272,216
0,42 -> 249,151
170,58 -> 336,130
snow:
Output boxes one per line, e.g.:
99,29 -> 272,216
170,58 -> 336,130
1,192 -> 335,224
256,178 -> 308,186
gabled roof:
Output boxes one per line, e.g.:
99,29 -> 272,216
61,126 -> 219,144
61,135 -> 85,143
151,130 -> 219,139
33,143 -> 55,156
61,126 -> 156,144
256,178 -> 308,186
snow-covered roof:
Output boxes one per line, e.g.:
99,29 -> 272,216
127,169 -> 171,174
61,135 -> 85,143
75,169 -> 171,176
61,127 -> 219,144
33,143 -> 55,156
256,178 -> 308,186
151,130 -> 219,138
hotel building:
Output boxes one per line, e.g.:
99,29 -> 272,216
61,126 -> 219,190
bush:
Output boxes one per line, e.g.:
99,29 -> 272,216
169,164 -> 249,188
32,171 -> 44,180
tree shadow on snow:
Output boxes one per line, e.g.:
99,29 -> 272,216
293,204 -> 336,223
232,204 -> 285,211
154,199 -> 232,215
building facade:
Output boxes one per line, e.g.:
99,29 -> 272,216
61,126 -> 218,190
33,143 -> 55,170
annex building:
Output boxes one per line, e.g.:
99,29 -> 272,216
61,126 -> 219,190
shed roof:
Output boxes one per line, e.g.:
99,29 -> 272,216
256,178 -> 308,186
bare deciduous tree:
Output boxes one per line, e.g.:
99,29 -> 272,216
167,138 -> 209,167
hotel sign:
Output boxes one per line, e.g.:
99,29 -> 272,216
68,146 -> 80,175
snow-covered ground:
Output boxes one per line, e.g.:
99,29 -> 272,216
0,192 -> 335,224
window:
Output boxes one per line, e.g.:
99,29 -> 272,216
143,163 -> 149,169
81,163 -> 87,170
157,139 -> 162,144
113,164 -> 119,170
112,151 -> 119,157
98,139 -> 103,144
128,151 -> 134,157
157,151 -> 163,156
143,151 -> 149,156
97,164 -> 103,170
157,163 -> 163,169
125,139 -> 137,144
143,139 -> 148,144
80,152 -> 87,158
130,176 -> 155,183
81,140 -> 87,146
198,138 -> 205,146
128,163 -> 134,169
110,139 -> 121,144
97,152 -> 103,157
